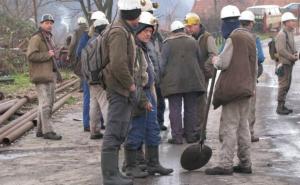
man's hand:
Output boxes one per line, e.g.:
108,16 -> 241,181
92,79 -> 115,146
129,84 -> 136,92
212,56 -> 218,65
145,102 -> 153,112
48,50 -> 55,57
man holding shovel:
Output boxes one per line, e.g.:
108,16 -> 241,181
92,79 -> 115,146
205,5 -> 257,175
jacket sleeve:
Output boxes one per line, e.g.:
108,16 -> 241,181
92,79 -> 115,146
276,32 -> 296,62
256,37 -> 265,64
203,36 -> 218,77
214,38 -> 233,70
27,35 -> 52,63
160,41 -> 170,77
76,33 -> 89,58
109,30 -> 134,90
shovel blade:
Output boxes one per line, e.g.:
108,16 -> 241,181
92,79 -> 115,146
180,144 -> 212,171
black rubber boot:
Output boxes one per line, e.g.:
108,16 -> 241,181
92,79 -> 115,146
136,147 -> 147,171
205,166 -> 233,175
146,146 -> 173,176
101,150 -> 133,185
124,149 -> 148,178
43,132 -> 62,140
276,101 -> 290,115
233,165 -> 252,174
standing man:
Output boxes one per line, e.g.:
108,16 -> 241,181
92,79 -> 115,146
239,10 -> 265,142
68,16 -> 88,88
101,0 -> 141,184
160,21 -> 206,144
206,5 -> 256,175
275,12 -> 298,115
27,14 -> 62,140
184,12 -> 218,139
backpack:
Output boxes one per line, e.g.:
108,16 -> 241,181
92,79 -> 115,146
81,33 -> 104,84
81,26 -> 129,85
268,31 -> 288,61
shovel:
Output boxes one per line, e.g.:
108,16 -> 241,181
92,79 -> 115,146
180,69 -> 217,171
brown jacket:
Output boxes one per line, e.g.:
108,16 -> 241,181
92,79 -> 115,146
160,32 -> 206,97
276,27 -> 297,65
213,28 -> 257,109
103,19 -> 136,97
198,31 -> 218,82
27,31 -> 54,83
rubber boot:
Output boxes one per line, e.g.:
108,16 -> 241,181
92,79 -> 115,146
276,101 -> 290,115
101,150 -> 133,185
146,146 -> 173,176
136,147 -> 147,171
124,149 -> 148,178
283,104 -> 293,113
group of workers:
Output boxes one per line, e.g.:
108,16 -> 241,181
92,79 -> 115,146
26,0 -> 298,184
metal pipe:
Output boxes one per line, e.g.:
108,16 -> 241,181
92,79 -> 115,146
1,93 -> 73,144
0,78 -> 79,126
0,98 -> 28,125
0,99 -> 17,114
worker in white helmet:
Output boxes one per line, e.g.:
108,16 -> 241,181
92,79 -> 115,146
123,11 -> 173,178
275,12 -> 298,115
100,0 -> 142,184
239,10 -> 265,143
68,16 -> 88,81
206,5 -> 256,175
160,20 -> 206,145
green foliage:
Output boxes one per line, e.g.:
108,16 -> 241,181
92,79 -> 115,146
0,73 -> 33,95
65,96 -> 77,105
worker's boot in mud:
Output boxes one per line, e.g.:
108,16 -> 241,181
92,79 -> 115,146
233,165 -> 252,174
136,147 -> 147,171
146,146 -> 173,176
101,150 -> 133,185
205,166 -> 233,175
43,132 -> 62,140
276,101 -> 290,115
124,149 -> 148,178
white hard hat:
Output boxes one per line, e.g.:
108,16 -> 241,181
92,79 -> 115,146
139,11 -> 156,25
140,0 -> 158,12
93,17 -> 109,27
91,11 -> 106,21
239,10 -> 255,22
118,0 -> 142,10
281,12 -> 297,22
170,21 -> 185,32
220,5 -> 240,19
77,17 -> 87,24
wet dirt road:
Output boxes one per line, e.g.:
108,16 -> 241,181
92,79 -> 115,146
1,39 -> 300,185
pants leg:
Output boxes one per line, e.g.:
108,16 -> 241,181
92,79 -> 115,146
197,93 -> 207,135
125,115 -> 146,150
167,94 -> 183,141
145,89 -> 161,147
155,85 -> 165,125
248,95 -> 256,136
36,83 -> 54,134
277,64 -> 293,102
97,85 -> 109,126
219,98 -> 251,169
237,99 -> 252,167
82,80 -> 90,129
89,85 -> 101,135
102,90 -> 133,151
183,92 -> 200,139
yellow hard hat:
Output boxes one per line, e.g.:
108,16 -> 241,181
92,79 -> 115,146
184,12 -> 201,26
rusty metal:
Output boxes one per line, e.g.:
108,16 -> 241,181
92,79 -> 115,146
0,78 -> 79,125
0,97 -> 28,125
0,99 -> 17,114
0,93 -> 73,144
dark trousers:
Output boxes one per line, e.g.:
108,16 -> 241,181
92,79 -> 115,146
277,64 -> 293,102
167,92 -> 200,141
101,90 -> 133,151
155,85 -> 165,125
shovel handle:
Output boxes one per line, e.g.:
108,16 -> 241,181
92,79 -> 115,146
199,68 -> 217,144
